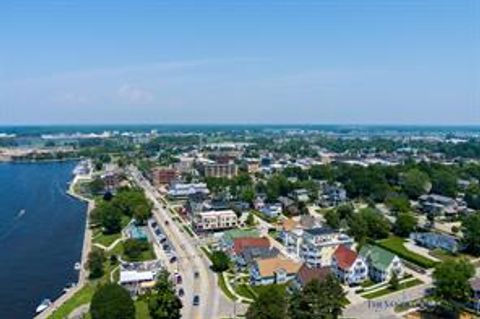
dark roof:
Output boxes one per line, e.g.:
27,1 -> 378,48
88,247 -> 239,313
296,264 -> 331,286
241,247 -> 280,264
304,227 -> 334,236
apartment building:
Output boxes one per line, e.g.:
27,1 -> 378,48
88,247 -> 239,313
151,167 -> 177,186
282,226 -> 354,268
194,209 -> 238,231
203,162 -> 238,178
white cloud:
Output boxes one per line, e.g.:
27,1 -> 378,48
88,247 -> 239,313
117,84 -> 154,105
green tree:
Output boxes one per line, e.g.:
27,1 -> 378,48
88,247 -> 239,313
462,212 -> 480,256
394,212 -> 417,237
389,272 -> 400,291
385,193 -> 411,214
210,250 -> 230,272
289,275 -> 346,319
246,285 -> 288,319
89,178 -> 106,195
87,249 -> 106,279
149,271 -> 183,319
348,208 -> 391,242
90,283 -> 135,319
402,169 -> 430,199
431,170 -> 458,198
324,209 -> 340,229
94,201 -> 123,234
241,187 -> 256,206
246,212 -> 256,226
123,238 -> 149,261
465,184 -> 480,210
432,259 -> 475,315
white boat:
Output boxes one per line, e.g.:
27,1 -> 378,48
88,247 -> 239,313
35,299 -> 52,313
18,209 -> 26,217
74,262 -> 81,271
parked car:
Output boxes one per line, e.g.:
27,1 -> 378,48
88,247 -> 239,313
178,288 -> 184,297
176,274 -> 182,285
194,271 -> 199,279
193,295 -> 200,306
170,255 -> 177,263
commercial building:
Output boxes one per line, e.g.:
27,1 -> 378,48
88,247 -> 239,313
194,209 -> 238,231
151,167 -> 177,186
167,183 -> 209,199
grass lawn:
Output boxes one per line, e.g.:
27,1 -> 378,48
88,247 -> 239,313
123,245 -> 156,262
251,283 -> 287,297
92,231 -> 121,247
376,236 -> 438,269
135,299 -> 152,319
218,273 -> 237,301
251,210 -> 278,224
48,284 -> 95,319
235,284 -> 257,300
360,280 -> 376,288
362,279 -> 423,299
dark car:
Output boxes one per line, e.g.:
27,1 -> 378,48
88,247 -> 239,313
176,274 -> 182,284
169,256 -> 177,263
178,288 -> 184,297
165,220 -> 170,226
193,295 -> 200,306
194,271 -> 199,279
150,221 -> 158,228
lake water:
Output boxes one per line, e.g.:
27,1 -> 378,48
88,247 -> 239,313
0,161 -> 87,318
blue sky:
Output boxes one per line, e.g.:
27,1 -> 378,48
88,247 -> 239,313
0,0 -> 478,125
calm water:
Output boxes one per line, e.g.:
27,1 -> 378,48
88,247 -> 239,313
0,161 -> 86,319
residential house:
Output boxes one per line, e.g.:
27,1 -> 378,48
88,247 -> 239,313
245,158 -> 260,174
410,232 -> 460,254
318,183 -> 347,207
331,245 -> 368,285
469,277 -> 480,312
260,204 -> 282,219
278,196 -> 300,216
194,210 -> 238,231
232,237 -> 271,256
293,264 -> 331,289
239,247 -> 280,268
290,189 -> 310,203
250,257 -> 303,286
418,194 -> 459,216
359,245 -> 404,282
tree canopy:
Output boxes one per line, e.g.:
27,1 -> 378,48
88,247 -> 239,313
90,283 -> 135,319
148,271 -> 183,319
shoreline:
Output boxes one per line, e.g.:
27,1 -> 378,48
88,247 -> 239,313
35,173 -> 94,319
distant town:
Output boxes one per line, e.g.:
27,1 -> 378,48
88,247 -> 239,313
2,125 -> 480,319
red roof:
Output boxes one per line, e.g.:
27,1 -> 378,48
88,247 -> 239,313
233,237 -> 270,255
333,245 -> 358,270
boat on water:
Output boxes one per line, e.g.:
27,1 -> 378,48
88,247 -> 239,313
35,299 -> 52,314
17,209 -> 26,217
74,262 -> 81,271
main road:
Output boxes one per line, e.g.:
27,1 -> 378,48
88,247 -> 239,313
128,166 -> 243,319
